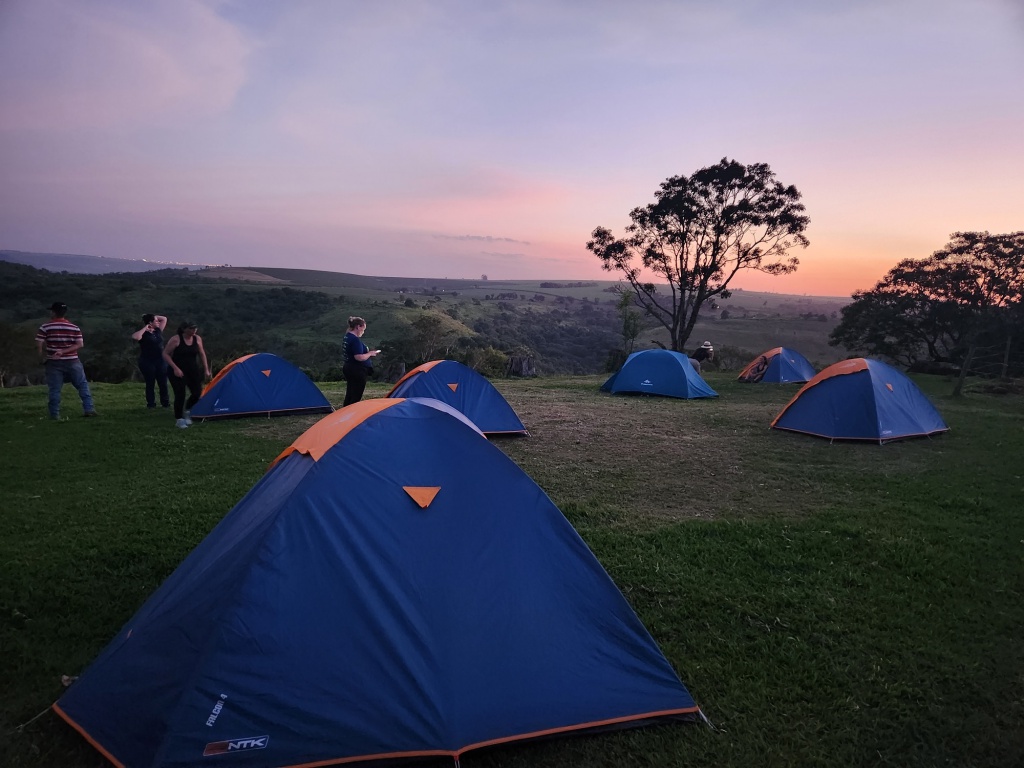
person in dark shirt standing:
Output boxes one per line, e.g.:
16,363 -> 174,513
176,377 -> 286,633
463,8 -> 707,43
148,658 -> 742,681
131,313 -> 170,409
342,316 -> 380,407
162,321 -> 211,429
35,301 -> 97,419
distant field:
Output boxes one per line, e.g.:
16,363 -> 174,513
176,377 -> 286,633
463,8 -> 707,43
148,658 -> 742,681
213,266 -> 852,367
0,257 -> 853,384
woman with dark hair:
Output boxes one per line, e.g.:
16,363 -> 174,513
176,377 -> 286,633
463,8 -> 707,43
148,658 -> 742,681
342,316 -> 380,406
131,313 -> 169,408
162,321 -> 211,429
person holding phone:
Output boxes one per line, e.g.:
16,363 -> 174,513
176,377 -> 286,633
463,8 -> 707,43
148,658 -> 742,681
342,316 -> 380,407
131,313 -> 169,408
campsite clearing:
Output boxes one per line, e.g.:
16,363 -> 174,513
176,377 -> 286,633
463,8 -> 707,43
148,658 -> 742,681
1,374 -> 1021,767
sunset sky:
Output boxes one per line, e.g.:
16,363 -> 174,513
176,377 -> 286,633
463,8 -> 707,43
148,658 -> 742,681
1,0 -> 1021,297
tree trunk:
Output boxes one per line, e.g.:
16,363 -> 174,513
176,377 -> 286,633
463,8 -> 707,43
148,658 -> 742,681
506,356 -> 536,377
381,361 -> 406,384
1002,335 -> 1012,380
952,340 -> 977,397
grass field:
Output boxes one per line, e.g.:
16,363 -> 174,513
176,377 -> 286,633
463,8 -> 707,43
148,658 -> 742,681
1,374 -> 1022,767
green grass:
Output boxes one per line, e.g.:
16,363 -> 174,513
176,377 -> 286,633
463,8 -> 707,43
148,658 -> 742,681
1,375 -> 1022,767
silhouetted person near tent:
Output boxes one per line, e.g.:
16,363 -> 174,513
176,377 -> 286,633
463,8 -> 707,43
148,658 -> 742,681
691,340 -> 714,373
131,313 -> 170,409
35,301 -> 97,419
342,316 -> 380,407
163,321 -> 210,429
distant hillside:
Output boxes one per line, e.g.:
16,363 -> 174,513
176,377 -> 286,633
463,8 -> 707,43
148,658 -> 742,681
0,256 -> 852,385
0,250 -> 207,274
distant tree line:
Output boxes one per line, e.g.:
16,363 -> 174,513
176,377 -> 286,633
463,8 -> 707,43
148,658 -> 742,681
0,263 -> 346,386
830,231 -> 1023,390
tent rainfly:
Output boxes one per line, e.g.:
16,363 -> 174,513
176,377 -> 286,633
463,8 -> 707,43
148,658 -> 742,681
190,352 -> 332,420
737,347 -> 816,384
602,349 -> 718,399
54,397 -> 699,767
387,359 -> 528,435
771,358 -> 949,443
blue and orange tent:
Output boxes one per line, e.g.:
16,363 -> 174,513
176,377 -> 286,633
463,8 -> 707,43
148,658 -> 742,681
190,352 -> 332,420
737,347 -> 816,383
387,359 -> 528,435
54,398 -> 698,767
771,358 -> 949,443
602,349 -> 718,399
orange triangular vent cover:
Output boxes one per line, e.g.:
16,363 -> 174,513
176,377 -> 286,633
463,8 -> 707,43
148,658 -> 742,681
262,370 -> 272,377
404,486 -> 441,509
447,383 -> 458,392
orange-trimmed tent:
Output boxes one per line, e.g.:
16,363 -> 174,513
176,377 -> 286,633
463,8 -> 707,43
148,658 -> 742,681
190,352 -> 332,420
771,358 -> 949,443
737,347 -> 816,383
387,359 -> 528,435
55,398 -> 699,767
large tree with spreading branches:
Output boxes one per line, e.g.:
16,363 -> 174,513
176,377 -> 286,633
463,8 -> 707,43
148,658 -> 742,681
830,231 -> 1024,385
586,158 -> 810,352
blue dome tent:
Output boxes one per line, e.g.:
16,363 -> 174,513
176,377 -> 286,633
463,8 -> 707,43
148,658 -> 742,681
771,358 -> 949,443
387,359 -> 528,435
737,346 -> 816,383
602,349 -> 718,399
190,352 -> 332,420
54,398 -> 699,767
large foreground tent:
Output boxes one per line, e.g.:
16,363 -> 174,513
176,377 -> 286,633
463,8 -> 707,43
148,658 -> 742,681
55,398 -> 698,767
386,359 -> 528,435
190,352 -> 332,420
737,346 -> 816,384
602,349 -> 718,399
771,358 -> 949,443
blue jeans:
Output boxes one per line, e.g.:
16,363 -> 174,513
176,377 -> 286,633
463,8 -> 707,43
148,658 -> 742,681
138,357 -> 170,407
45,359 -> 95,417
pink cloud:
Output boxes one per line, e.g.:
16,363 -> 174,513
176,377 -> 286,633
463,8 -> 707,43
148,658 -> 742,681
0,0 -> 249,131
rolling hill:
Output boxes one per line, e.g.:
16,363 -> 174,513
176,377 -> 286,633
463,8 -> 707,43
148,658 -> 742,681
0,253 -> 851,385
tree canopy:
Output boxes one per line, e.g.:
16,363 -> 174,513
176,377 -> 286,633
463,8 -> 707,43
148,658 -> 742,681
586,158 -> 809,352
830,231 -> 1024,375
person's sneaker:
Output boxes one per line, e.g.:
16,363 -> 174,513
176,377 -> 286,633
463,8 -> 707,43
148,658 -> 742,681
183,410 -> 193,426
175,418 -> 189,429
83,411 -> 99,418
147,404 -> 157,409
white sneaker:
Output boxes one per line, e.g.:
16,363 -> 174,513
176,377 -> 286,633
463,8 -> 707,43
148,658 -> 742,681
183,410 -> 193,426
175,418 -> 189,429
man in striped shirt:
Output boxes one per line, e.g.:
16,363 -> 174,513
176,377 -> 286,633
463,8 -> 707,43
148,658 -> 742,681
35,302 -> 97,419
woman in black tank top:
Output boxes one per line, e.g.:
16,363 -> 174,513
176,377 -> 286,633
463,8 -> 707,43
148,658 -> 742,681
162,321 -> 211,428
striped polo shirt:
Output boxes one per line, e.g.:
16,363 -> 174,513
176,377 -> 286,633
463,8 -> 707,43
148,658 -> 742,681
36,319 -> 84,361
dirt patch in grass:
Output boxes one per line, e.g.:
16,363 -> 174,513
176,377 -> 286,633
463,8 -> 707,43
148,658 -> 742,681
215,375 -> 953,531
228,413 -> 325,447
494,376 -> 944,530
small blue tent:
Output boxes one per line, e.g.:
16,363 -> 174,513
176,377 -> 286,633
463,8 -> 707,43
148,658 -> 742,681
738,346 -> 816,383
54,398 -> 698,767
387,359 -> 528,434
771,358 -> 949,443
602,349 -> 718,399
191,352 -> 332,420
